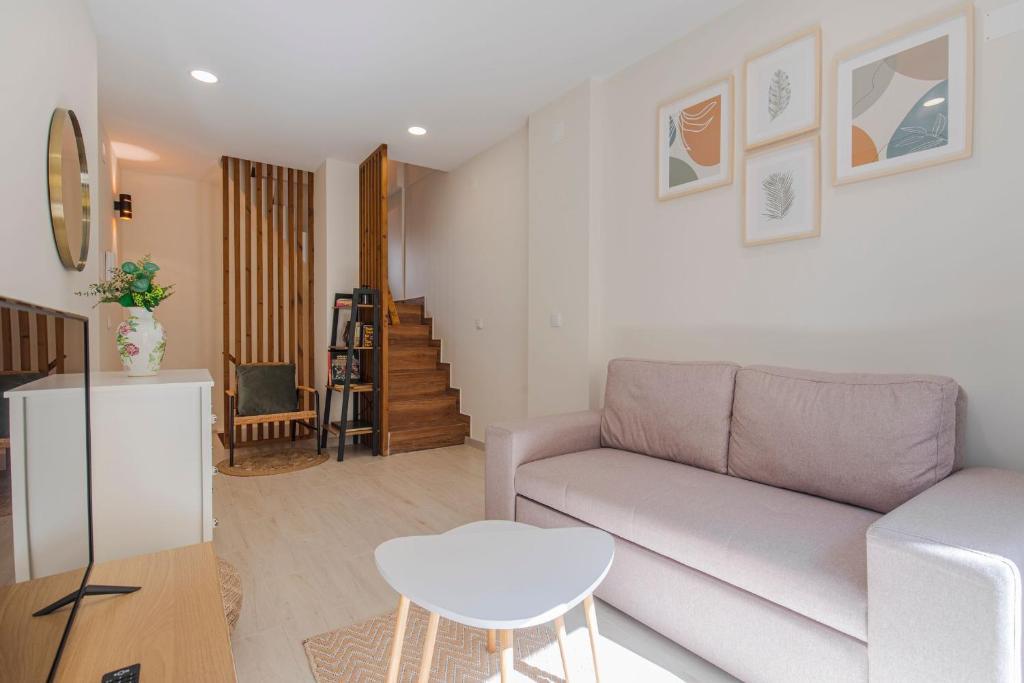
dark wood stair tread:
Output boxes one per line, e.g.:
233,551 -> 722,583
389,394 -> 460,429
389,369 -> 451,400
388,419 -> 469,454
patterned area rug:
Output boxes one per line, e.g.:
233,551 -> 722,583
305,604 -> 600,682
215,446 -> 327,477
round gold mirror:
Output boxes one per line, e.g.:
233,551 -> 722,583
47,108 -> 91,271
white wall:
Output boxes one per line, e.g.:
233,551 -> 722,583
387,161 -> 406,300
404,129 -> 529,440
594,0 -> 1024,470
314,158 -> 361,423
527,82 -> 595,417
115,168 -> 220,390
0,0 -> 100,356
97,129 -> 122,371
400,0 -> 1022,471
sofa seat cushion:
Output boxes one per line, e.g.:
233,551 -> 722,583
516,448 -> 880,641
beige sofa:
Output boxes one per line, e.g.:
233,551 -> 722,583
485,359 -> 1024,683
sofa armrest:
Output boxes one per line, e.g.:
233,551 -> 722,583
867,468 -> 1024,682
484,410 -> 602,521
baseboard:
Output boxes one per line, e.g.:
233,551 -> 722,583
464,437 -> 484,450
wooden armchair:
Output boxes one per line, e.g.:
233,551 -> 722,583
225,362 -> 320,466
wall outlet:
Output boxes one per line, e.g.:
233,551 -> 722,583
550,313 -> 563,328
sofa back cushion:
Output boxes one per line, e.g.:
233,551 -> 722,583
728,366 -> 965,513
601,359 -> 739,473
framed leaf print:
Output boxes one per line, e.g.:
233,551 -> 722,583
744,135 -> 820,246
657,75 -> 733,200
834,4 -> 973,185
744,27 -> 821,149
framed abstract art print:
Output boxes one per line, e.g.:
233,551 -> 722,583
744,27 -> 821,150
744,135 -> 820,246
657,75 -> 733,200
834,5 -> 973,185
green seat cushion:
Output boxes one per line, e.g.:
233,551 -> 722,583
235,364 -> 297,417
1,372 -> 45,439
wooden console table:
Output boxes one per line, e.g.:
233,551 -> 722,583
0,543 -> 236,682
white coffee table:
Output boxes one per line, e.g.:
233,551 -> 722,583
374,520 -> 614,682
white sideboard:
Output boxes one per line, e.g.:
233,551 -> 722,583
6,369 -> 214,581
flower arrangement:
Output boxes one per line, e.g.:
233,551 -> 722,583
78,256 -> 174,310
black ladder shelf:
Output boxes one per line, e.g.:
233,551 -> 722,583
320,288 -> 382,461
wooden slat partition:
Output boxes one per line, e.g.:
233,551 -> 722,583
54,319 -> 64,374
221,156 -> 317,446
0,304 -> 70,375
17,312 -> 31,371
358,144 -> 394,454
1,309 -> 12,370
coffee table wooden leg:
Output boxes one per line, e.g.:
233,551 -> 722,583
385,595 -> 410,683
554,615 -> 571,682
487,628 -> 496,654
583,595 -> 602,683
499,629 -> 513,682
417,611 -> 440,683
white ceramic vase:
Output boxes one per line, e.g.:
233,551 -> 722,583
116,307 -> 166,377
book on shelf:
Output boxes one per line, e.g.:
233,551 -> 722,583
361,324 -> 374,347
342,321 -> 365,348
330,355 -> 360,384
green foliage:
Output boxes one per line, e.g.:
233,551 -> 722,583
77,255 -> 175,310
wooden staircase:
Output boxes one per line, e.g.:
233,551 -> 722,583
388,298 -> 470,454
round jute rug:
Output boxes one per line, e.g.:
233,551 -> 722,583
215,446 -> 328,477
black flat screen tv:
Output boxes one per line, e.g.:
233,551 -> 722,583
0,296 -> 137,682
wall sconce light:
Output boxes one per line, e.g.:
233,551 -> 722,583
113,193 -> 132,221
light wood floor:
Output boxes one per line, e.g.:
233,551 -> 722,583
214,440 -> 735,683
214,440 -> 484,682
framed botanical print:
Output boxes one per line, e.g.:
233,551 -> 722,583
657,75 -> 733,200
834,4 -> 973,185
744,27 -> 821,149
744,135 -> 820,246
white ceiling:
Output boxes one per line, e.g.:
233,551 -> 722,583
88,0 -> 739,177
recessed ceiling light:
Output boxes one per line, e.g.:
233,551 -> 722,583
190,69 -> 219,84
110,141 -> 160,162
923,97 -> 945,107
408,126 -> 427,136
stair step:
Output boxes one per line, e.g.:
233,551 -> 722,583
389,369 -> 450,399
395,301 -> 423,324
389,394 -> 459,429
388,419 -> 469,455
389,323 -> 431,345
390,345 -> 439,370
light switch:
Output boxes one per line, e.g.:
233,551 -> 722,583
550,313 -> 563,328
474,318 -> 484,330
